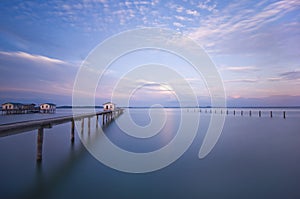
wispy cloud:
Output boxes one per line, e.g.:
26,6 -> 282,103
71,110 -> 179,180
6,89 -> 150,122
167,3 -> 185,13
188,0 -> 300,53
0,51 -> 76,103
186,9 -> 200,16
279,70 -> 300,80
267,77 -> 282,82
224,78 -> 258,83
197,0 -> 217,12
220,66 -> 259,72
174,15 -> 193,22
267,70 -> 300,81
0,51 -> 67,65
173,22 -> 185,28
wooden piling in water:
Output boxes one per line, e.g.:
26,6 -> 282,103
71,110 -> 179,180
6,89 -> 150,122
96,115 -> 99,128
88,117 -> 91,134
270,111 -> 273,118
233,110 -> 235,115
37,127 -> 44,162
226,110 -> 228,115
81,118 -> 84,134
259,111 -> 261,117
283,111 -> 286,119
241,110 -> 243,116
71,119 -> 75,143
249,110 -> 252,117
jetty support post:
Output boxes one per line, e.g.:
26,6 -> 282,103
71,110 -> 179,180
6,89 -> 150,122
36,127 -> 44,162
88,117 -> 91,134
270,111 -> 273,118
259,111 -> 261,117
96,115 -> 99,128
283,111 -> 286,119
81,118 -> 84,134
71,119 -> 75,143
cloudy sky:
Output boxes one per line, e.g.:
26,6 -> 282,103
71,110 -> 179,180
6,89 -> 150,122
0,0 -> 299,106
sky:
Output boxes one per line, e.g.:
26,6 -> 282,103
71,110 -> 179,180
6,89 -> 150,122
0,0 -> 299,107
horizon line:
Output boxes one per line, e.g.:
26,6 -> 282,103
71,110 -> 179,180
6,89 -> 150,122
55,105 -> 300,109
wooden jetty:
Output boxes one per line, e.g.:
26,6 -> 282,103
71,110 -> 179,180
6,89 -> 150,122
0,108 -> 123,162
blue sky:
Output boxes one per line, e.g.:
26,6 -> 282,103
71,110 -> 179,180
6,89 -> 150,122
0,0 -> 299,106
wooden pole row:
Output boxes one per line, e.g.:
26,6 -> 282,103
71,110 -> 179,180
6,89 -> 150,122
187,109 -> 287,119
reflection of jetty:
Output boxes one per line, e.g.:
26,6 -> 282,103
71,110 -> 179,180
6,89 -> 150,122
0,108 -> 123,162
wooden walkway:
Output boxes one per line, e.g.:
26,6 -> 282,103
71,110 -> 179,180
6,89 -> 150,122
0,109 -> 123,161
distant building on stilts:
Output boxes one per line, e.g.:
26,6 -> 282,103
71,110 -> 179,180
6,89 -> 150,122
1,102 -> 38,114
40,103 -> 56,113
103,102 -> 115,111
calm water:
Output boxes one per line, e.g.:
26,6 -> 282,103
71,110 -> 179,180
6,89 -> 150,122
0,108 -> 300,199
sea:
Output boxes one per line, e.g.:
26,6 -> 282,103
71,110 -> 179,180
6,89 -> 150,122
0,107 -> 300,199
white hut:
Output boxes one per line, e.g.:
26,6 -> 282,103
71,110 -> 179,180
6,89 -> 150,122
103,102 -> 115,111
1,102 -> 24,114
40,103 -> 56,113
2,102 -> 23,110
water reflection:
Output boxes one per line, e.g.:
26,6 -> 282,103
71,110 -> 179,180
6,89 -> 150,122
24,138 -> 87,199
0,108 -> 300,199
